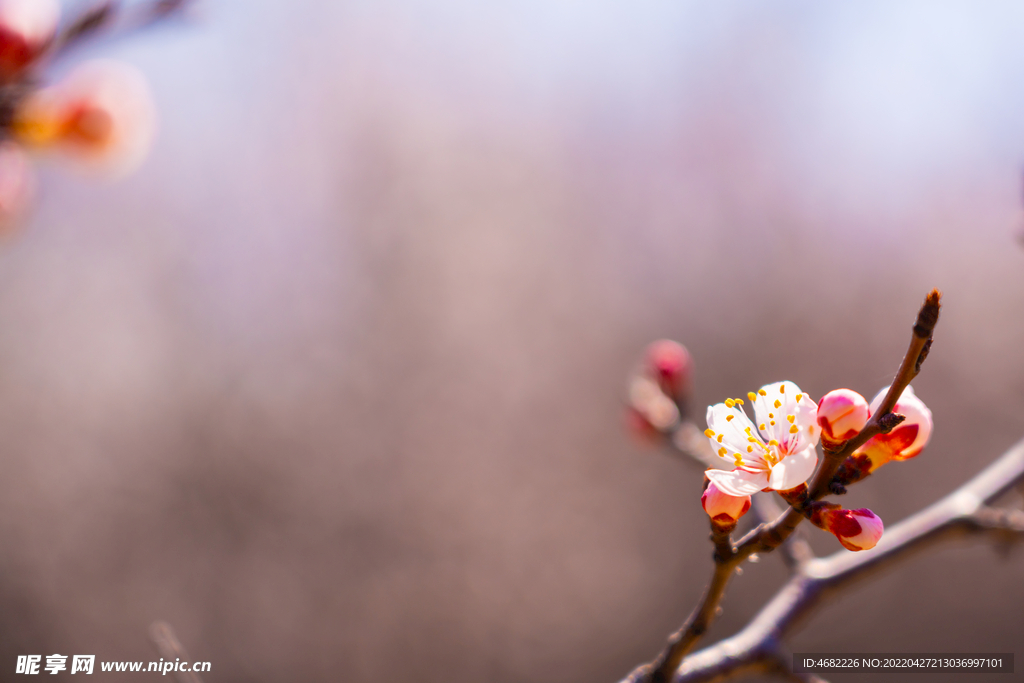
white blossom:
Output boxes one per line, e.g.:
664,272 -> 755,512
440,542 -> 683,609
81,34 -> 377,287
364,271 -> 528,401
704,381 -> 820,496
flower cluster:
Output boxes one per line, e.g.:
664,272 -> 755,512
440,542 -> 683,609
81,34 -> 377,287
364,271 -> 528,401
0,0 -> 163,226
701,380 -> 932,551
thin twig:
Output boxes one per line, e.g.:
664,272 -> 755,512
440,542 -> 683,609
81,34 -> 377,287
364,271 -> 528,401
967,506 -> 1024,536
47,0 -> 192,60
750,494 -> 815,570
149,621 -> 204,683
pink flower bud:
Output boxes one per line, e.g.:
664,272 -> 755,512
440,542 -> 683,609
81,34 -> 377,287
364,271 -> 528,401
628,375 -> 679,432
821,507 -> 884,551
645,339 -> 692,398
13,60 -> 156,173
701,481 -> 751,526
816,389 -> 869,449
856,385 -> 933,468
0,0 -> 59,79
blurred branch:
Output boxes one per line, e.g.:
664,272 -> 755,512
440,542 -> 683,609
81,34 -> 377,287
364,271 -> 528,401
149,621 -> 204,683
966,506 -> 1024,539
49,0 -> 192,59
57,1 -> 117,49
669,422 -> 722,470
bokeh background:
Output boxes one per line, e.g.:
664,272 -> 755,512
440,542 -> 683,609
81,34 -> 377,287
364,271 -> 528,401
0,1 -> 1022,681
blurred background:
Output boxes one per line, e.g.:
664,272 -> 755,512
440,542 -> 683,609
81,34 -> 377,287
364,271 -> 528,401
0,1 -> 1022,681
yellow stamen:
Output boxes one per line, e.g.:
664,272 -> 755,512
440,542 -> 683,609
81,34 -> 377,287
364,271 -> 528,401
780,385 -> 785,393
734,398 -> 744,405
789,425 -> 799,434
704,429 -> 715,438
808,425 -> 815,434
769,439 -> 779,446
725,399 -> 735,408
787,415 -> 795,424
725,415 -> 734,422
795,394 -> 803,403
747,392 -> 756,401
717,435 -> 724,443
746,445 -> 753,453
759,423 -> 766,431
758,389 -> 767,396
774,399 -> 782,409
770,420 -> 776,426
718,447 -> 727,457
769,412 -> 774,418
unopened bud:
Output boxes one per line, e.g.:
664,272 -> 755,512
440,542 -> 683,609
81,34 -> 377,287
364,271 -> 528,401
625,406 -> 660,445
820,507 -> 883,551
645,339 -> 692,398
701,481 -> 751,526
13,59 -> 156,173
856,385 -> 933,469
816,389 -> 869,449
628,375 -> 679,432
0,0 -> 59,79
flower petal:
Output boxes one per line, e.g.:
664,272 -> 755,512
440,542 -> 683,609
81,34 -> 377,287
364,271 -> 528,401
706,468 -> 767,496
788,390 -> 820,450
767,445 -> 818,491
753,381 -> 817,451
866,384 -> 932,460
706,402 -> 765,467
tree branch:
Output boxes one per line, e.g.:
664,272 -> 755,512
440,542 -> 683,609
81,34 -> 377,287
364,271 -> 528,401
622,291 -> 947,683
667,435 -> 1024,682
805,289 -> 941,502
149,621 -> 205,683
729,290 -> 942,559
48,0 -> 192,60
750,494 -> 815,570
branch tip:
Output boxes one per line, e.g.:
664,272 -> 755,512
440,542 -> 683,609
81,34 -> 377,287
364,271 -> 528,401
912,289 -> 941,339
